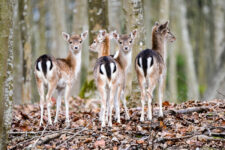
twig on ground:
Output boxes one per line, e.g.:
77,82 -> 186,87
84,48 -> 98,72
31,124 -> 49,148
168,107 -> 209,115
56,122 -> 91,148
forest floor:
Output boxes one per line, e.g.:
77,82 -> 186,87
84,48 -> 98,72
8,98 -> 225,150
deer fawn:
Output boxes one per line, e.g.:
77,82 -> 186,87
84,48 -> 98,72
135,21 -> 176,122
112,30 -> 137,122
90,30 -> 121,127
35,31 -> 88,126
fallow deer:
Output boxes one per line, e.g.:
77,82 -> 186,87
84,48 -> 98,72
90,30 -> 120,127
35,31 -> 88,126
135,21 -> 176,122
112,30 -> 137,122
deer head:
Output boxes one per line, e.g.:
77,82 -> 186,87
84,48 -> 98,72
112,30 -> 137,53
62,31 -> 88,53
89,30 -> 108,52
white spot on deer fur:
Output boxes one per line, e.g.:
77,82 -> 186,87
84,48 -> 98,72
96,8 -> 102,15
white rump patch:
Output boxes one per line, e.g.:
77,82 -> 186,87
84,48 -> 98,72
138,57 -> 143,68
147,57 -> 152,68
38,62 -> 42,72
110,62 -> 115,74
147,57 -> 153,75
46,60 -> 51,71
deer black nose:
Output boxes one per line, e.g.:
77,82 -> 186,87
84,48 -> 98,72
74,46 -> 78,50
124,46 -> 128,50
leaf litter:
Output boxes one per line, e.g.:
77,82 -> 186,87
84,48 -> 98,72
8,98 -> 225,149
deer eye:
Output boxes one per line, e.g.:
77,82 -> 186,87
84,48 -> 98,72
93,40 -> 96,43
69,41 -> 72,44
80,40 -> 82,43
119,41 -> 122,44
129,40 -> 132,43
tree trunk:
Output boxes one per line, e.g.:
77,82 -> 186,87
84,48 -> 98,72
79,0 -> 109,98
0,0 -> 14,148
49,0 -> 67,58
19,0 -> 32,103
178,0 -> 199,100
122,0 -> 146,98
72,0 -> 88,96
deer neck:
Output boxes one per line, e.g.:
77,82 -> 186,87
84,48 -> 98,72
66,50 -> 81,76
98,35 -> 110,57
152,35 -> 166,60
116,50 -> 132,71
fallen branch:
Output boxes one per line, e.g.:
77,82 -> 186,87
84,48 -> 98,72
155,135 -> 193,143
56,122 -> 91,148
168,107 -> 209,115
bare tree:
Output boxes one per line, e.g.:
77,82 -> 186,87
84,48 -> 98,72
80,0 -> 109,98
0,0 -> 14,148
72,0 -> 88,95
18,0 -> 32,103
122,0 -> 146,97
49,0 -> 67,58
178,0 -> 199,100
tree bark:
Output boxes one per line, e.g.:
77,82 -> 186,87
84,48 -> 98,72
122,0 -> 146,98
49,0 -> 67,58
18,0 -> 32,103
72,0 -> 88,96
0,0 -> 14,148
80,0 -> 109,98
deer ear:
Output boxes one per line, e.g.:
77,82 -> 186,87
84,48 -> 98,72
131,29 -> 137,39
101,29 -> 107,36
81,30 -> 88,40
62,32 -> 70,41
112,31 -> 119,40
163,21 -> 169,28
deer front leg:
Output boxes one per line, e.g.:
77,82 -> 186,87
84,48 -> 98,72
46,80 -> 57,125
54,89 -> 63,123
37,80 -> 45,126
64,84 -> 72,125
114,86 -> 120,123
121,90 -> 130,120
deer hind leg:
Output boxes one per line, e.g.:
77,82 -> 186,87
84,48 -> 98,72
114,86 -> 120,123
137,75 -> 146,122
108,84 -> 117,127
37,79 -> 45,126
121,89 -> 130,120
98,84 -> 107,127
46,80 -> 57,125
64,84 -> 72,125
54,89 -> 63,123
105,88 -> 110,124
158,74 -> 165,117
146,78 -> 156,121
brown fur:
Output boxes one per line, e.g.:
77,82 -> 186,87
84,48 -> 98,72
35,31 -> 88,126
135,21 -> 176,121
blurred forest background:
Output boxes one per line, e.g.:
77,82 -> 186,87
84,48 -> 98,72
1,0 -> 225,106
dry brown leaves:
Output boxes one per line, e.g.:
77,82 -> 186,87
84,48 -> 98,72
8,98 -> 225,149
